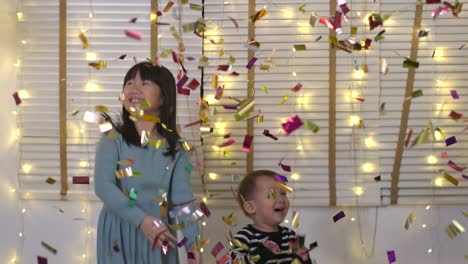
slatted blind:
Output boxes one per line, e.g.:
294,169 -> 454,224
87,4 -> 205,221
18,0 -> 203,199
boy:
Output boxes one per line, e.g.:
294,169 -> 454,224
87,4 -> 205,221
228,170 -> 312,264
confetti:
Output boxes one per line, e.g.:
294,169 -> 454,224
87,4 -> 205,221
79,32 -> 89,49
448,160 -> 465,172
88,60 -> 107,70
276,182 -> 294,192
441,152 -> 448,159
124,29 -> 142,40
222,213 -> 237,226
319,16 -> 334,29
449,110 -> 462,120
177,75 -> 189,89
211,242 -> 224,258
292,211 -> 299,228
45,177 -> 56,185
37,256 -> 48,264
216,253 -> 231,264
445,136 -> 457,147
310,13 -> 319,27
116,54 -> 127,60
443,172 -> 459,186
387,250 -> 396,263
374,175 -> 381,182
242,135 -> 253,152
251,8 -> 267,23
274,174 -> 288,183
72,176 -> 89,184
187,78 -> 200,90
304,120 -> 320,133
403,59 -> 419,69
218,138 -> 235,148
291,83 -> 303,92
178,237 -> 188,248
411,128 -> 429,148
293,44 -> 306,51
200,201 -> 211,217
450,90 -> 460,99
261,85 -> 269,94
41,241 -> 57,255
333,211 -> 346,222
12,91 -> 22,105
404,213 -> 415,230
162,1 -> 174,12
263,129 -> 278,140
246,57 -> 257,69
278,158 -> 291,172
282,115 -> 303,135
112,240 -> 120,252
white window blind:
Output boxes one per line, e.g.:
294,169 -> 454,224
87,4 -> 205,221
18,0 -> 203,200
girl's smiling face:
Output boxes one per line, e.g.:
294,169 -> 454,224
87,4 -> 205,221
121,70 -> 162,117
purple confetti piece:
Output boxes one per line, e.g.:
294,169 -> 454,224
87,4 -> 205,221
178,237 -> 188,247
246,57 -> 257,69
387,250 -> 396,264
333,211 -> 346,222
187,252 -> 195,259
172,51 -> 179,63
113,242 -> 120,252
186,56 -> 195,61
200,201 -> 211,217
445,136 -> 457,147
37,256 -> 48,264
450,90 -> 460,99
223,105 -> 238,110
448,160 -> 465,172
282,115 -> 304,136
274,174 -> 288,183
13,91 -> 22,105
462,174 -> 468,180
177,75 -> 189,89
230,71 -> 239,76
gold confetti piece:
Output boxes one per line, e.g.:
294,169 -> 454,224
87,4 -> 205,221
292,259 -> 302,264
162,1 -> 174,12
443,172 -> 459,186
88,60 -> 107,70
95,105 -> 109,112
293,44 -> 306,51
351,26 -> 358,36
410,128 -> 430,147
181,140 -> 192,151
257,115 -> 264,124
279,93 -> 289,105
170,26 -> 182,42
265,189 -> 276,200
212,74 -> 218,89
45,177 -> 56,185
298,4 -> 306,13
222,213 -> 238,226
117,158 -> 134,166
71,109 -> 79,116
261,85 -> 269,94
404,213 -> 415,230
169,223 -> 185,231
79,32 -> 89,49
41,241 -> 57,255
141,130 -> 150,146
251,8 -> 267,23
149,139 -> 166,149
115,167 -> 134,179
292,211 -> 299,228
142,114 -> 160,123
463,211 -> 468,217
276,181 -> 294,192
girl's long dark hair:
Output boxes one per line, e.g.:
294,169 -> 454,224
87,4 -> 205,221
105,62 -> 180,158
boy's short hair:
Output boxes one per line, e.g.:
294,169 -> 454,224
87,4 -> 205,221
236,170 -> 278,215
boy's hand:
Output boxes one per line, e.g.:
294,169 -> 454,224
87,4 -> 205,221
260,237 -> 280,253
295,247 -> 310,262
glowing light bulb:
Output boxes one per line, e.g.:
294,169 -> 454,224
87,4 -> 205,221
86,52 -> 96,61
82,208 -> 86,213
85,81 -> 99,92
427,249 -> 432,253
353,70 -> 365,79
352,186 -> 364,196
11,188 -> 16,193
17,12 -> 23,21
282,9 -> 294,19
434,177 -> 444,187
202,197 -> 207,203
291,173 -> 300,181
200,248 -> 204,253
22,164 -> 32,174
422,224 -> 427,228
150,13 -> 157,22
350,115 -> 361,126
208,173 -> 218,180
361,162 -> 374,173
350,217 -> 356,222
292,72 -> 297,77
19,232 -> 23,237
284,219 -> 289,224
82,254 -> 86,259
426,155 -> 437,164
202,221 -> 206,226
426,205 -> 431,210
18,90 -> 31,99
434,130 -> 443,141
87,229 -> 92,235
21,208 -> 26,213
365,137 -> 377,148
79,160 -> 89,168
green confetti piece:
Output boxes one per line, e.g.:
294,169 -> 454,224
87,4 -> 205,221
185,163 -> 194,173
139,99 -> 151,108
132,171 -> 143,178
45,177 -> 56,185
351,26 -> 358,36
411,90 -> 424,98
261,85 -> 269,94
41,241 -> 57,255
304,120 -> 320,133
298,4 -> 306,13
71,109 -> 79,116
375,35 -> 385,42
403,59 -> 419,69
293,44 -> 306,51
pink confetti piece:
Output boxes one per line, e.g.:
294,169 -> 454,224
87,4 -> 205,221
340,3 -> 350,14
124,29 -> 142,40
215,86 -> 224,100
184,120 -> 201,128
246,57 -> 257,69
178,237 -> 188,248
450,90 -> 460,99
218,138 -> 235,148
263,129 -> 278,140
427,0 -> 441,3
12,91 -> 21,105
387,250 -> 396,263
217,64 -> 230,71
441,152 -> 448,159
200,201 -> 211,217
291,83 -> 303,92
186,56 -> 196,61
278,158 -> 291,172
177,87 -> 190,95
333,211 -> 345,222
354,98 -> 365,102
211,242 -> 224,258
319,17 -> 334,29
274,174 -> 288,182
187,78 -> 200,90
242,135 -> 253,152
177,75 -> 189,89
216,253 -> 231,264
72,176 -> 89,184
448,160 -> 465,172
364,38 -> 372,49
334,11 -> 342,31
282,115 -> 303,136
195,162 -> 202,170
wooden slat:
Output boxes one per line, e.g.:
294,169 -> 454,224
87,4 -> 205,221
246,0 -> 255,174
328,0 -> 337,207
151,0 -> 158,59
390,1 -> 423,205
59,0 -> 68,196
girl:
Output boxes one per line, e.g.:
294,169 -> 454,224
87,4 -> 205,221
94,62 -> 200,264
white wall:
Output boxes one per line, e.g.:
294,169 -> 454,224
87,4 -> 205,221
1,1 -> 467,264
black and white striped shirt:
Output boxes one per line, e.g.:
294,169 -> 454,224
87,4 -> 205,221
228,224 -> 312,264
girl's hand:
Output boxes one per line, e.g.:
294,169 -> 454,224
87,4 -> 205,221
187,249 -> 201,264
139,216 -> 177,249
296,247 -> 311,262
